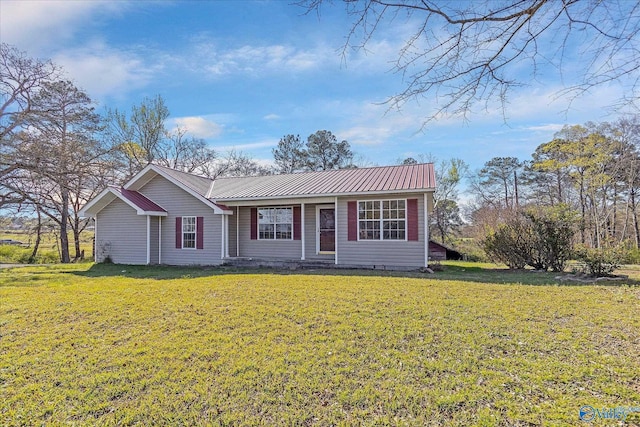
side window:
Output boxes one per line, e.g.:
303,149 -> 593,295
182,216 -> 196,248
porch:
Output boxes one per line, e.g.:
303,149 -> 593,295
222,200 -> 338,264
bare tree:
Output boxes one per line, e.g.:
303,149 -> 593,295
106,94 -> 170,178
10,80 -> 104,263
301,1 -> 640,124
157,126 -> 217,175
204,150 -> 274,179
1,43 -> 60,208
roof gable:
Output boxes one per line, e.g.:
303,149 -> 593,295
79,187 -> 168,217
124,164 -> 231,214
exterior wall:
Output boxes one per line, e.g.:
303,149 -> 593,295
139,175 -> 223,265
237,205 -> 302,259
228,207 -> 238,257
337,193 -> 428,268
428,241 -> 447,261
95,199 -> 147,265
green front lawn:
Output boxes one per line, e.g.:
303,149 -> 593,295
1,264 -> 638,425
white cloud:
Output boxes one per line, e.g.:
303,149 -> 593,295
172,116 -> 224,139
53,43 -> 154,100
263,114 -> 280,121
185,37 -> 337,78
0,1 -> 126,52
214,139 -> 277,152
523,124 -> 565,132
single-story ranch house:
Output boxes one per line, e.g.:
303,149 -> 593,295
79,163 -> 436,269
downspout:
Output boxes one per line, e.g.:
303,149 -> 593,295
158,217 -> 162,264
94,214 -> 98,262
236,208 -> 240,257
424,193 -> 429,268
334,197 -> 338,265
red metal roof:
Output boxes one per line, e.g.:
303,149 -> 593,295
208,163 -> 436,200
113,187 -> 167,213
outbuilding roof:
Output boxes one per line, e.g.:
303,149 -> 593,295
209,163 -> 436,200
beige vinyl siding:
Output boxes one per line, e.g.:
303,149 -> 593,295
96,199 -> 147,265
227,207 -> 238,257
139,175 -> 222,266
337,193 -> 427,268
237,206 -> 302,259
304,203 -> 333,261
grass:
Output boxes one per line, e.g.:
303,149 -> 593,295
0,230 -> 94,264
1,263 -> 639,426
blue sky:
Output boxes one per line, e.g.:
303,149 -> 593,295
0,0 -> 633,172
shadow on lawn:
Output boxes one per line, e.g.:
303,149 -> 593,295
72,263 -> 640,287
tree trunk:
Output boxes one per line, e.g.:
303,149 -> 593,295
28,208 -> 42,263
513,170 -> 519,209
59,188 -> 70,263
632,190 -> 640,249
579,177 -> 586,244
74,228 -> 81,260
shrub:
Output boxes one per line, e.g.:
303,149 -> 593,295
481,217 -> 530,269
481,205 -> 577,271
573,244 -> 624,277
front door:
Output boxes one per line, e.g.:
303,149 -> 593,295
318,207 -> 335,253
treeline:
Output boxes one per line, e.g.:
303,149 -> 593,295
426,118 -> 640,271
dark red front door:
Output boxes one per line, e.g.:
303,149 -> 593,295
319,208 -> 335,252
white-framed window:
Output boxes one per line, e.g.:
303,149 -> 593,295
358,199 -> 406,240
182,216 -> 196,248
258,207 -> 293,240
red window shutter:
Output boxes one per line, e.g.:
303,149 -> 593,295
407,198 -> 419,241
347,201 -> 357,241
175,217 -> 182,248
250,208 -> 258,240
293,206 -> 301,240
196,217 -> 204,249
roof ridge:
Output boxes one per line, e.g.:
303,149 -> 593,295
214,162 -> 435,182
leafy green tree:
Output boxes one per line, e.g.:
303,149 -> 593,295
273,134 -> 304,173
477,157 -> 523,209
304,130 -> 353,171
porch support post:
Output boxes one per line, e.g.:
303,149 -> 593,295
236,208 -> 240,257
301,203 -> 306,260
146,215 -> 151,265
424,193 -> 429,268
225,215 -> 229,258
94,214 -> 98,262
158,216 -> 162,264
221,215 -> 225,260
334,197 -> 338,265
